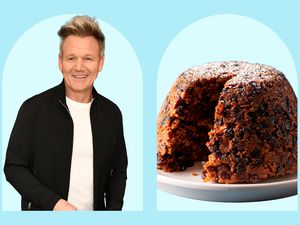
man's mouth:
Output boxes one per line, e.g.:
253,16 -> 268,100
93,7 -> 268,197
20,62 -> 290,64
72,74 -> 88,79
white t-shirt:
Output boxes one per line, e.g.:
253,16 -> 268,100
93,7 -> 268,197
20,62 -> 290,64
66,96 -> 94,210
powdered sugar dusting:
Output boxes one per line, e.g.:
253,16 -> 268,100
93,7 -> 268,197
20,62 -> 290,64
180,61 -> 281,83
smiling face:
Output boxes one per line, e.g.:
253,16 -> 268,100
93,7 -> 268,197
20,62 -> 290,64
59,35 -> 104,102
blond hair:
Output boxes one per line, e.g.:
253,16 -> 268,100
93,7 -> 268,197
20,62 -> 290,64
57,15 -> 105,56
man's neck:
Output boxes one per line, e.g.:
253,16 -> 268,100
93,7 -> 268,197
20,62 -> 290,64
66,90 -> 93,103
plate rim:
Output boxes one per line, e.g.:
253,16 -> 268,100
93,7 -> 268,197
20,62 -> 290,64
157,168 -> 297,190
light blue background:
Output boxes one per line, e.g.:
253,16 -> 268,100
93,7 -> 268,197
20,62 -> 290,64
0,0 -> 299,224
157,14 -> 298,211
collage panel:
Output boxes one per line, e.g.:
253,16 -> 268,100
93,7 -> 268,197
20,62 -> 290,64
1,15 -> 143,211
156,14 -> 297,211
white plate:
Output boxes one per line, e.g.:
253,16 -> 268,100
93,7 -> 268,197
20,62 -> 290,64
157,162 -> 297,202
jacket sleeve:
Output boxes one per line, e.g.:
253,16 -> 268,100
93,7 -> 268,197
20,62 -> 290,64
105,109 -> 128,210
4,101 -> 61,210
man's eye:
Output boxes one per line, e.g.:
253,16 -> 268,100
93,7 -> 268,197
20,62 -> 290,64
67,57 -> 75,61
85,58 -> 93,61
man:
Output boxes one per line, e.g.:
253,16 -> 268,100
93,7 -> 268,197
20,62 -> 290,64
4,15 -> 127,211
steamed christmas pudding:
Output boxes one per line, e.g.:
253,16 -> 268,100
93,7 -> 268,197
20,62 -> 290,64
157,61 -> 297,183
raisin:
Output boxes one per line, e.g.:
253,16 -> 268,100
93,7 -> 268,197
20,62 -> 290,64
159,142 -> 167,150
225,103 -> 232,110
274,107 -> 283,114
216,119 -> 223,126
183,120 -> 193,126
222,110 -> 228,117
258,102 -> 268,115
258,122 -> 267,129
237,128 -> 245,139
215,150 -> 222,157
249,81 -> 258,94
175,99 -> 188,116
255,130 -> 264,139
217,165 -> 231,176
288,147 -> 296,153
238,86 -> 244,92
260,102 -> 269,111
221,153 -> 230,161
234,105 -> 241,113
175,83 -> 185,92
186,87 -> 194,95
292,136 -> 296,145
285,97 -> 290,108
235,157 -> 248,173
231,97 -> 237,102
163,98 -> 170,113
220,172 -> 231,180
211,140 -> 221,156
232,146 -> 238,154
207,166 -> 217,172
236,111 -> 243,122
222,87 -> 229,93
253,158 -> 263,165
284,120 -> 291,131
157,154 -> 163,164
224,127 -> 234,138
160,115 -> 170,126
248,111 -> 257,123
250,149 -> 261,158
276,166 -> 284,174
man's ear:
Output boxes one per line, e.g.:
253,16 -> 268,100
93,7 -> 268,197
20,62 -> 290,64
98,55 -> 104,72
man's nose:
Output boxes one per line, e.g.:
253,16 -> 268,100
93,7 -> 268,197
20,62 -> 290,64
75,58 -> 84,71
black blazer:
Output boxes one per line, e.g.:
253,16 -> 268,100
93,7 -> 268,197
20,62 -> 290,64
4,81 -> 127,210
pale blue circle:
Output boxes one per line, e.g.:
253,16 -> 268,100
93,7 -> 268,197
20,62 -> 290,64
2,15 -> 143,211
156,14 -> 298,211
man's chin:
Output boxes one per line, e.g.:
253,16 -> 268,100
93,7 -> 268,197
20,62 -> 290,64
71,87 -> 91,93
66,84 -> 91,94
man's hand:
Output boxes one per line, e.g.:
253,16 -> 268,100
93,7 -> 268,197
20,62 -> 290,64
53,199 -> 78,211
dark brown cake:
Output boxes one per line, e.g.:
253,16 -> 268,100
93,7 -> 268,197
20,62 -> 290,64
157,61 -> 297,183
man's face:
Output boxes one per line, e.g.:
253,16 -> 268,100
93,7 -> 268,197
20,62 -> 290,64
59,35 -> 104,99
